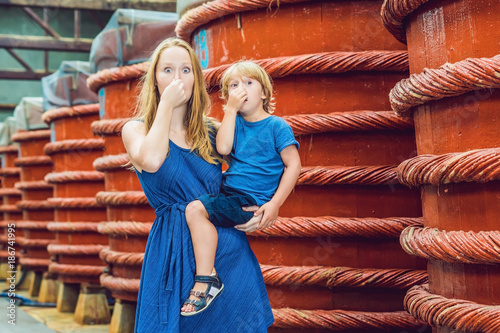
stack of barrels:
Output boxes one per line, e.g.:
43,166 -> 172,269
176,0 -> 430,332
381,0 -> 500,332
42,61 -> 110,324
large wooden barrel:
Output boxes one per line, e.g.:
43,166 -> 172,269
177,1 -> 429,332
42,104 -> 108,286
381,1 -> 500,332
11,129 -> 54,278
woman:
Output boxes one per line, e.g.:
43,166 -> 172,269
121,38 -> 274,332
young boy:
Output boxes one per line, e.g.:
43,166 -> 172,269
181,61 -> 301,316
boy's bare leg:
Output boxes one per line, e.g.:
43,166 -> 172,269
182,200 -> 218,313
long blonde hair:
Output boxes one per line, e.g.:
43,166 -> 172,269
135,38 -> 222,164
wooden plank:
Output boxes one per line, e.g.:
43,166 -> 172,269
0,103 -> 17,110
0,70 -> 53,80
0,34 -> 92,52
0,0 -> 176,11
22,7 -> 61,38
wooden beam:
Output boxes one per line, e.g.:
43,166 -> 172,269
0,103 -> 17,110
0,69 -> 52,80
0,0 -> 176,12
4,48 -> 34,72
0,34 -> 92,52
22,7 -> 61,38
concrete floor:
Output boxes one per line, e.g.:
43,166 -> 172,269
0,290 -> 110,333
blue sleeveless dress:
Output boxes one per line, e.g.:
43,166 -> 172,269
134,141 -> 274,332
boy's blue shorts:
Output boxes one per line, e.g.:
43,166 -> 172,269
197,189 -> 258,228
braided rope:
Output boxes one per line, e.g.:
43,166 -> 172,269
97,221 -> 153,236
47,244 -> 106,256
14,156 -> 53,166
14,221 -> 51,229
16,237 -> 53,247
47,197 -> 104,209
380,0 -> 431,44
284,111 -> 414,136
404,284 -> 500,333
44,170 -> 104,184
176,0 -> 318,41
205,51 -> 409,89
100,273 -> 140,293
251,216 -> 423,238
261,264 -> 427,289
49,262 -> 106,277
0,167 -> 21,176
0,204 -> 21,213
272,308 -> 424,330
99,247 -> 144,266
0,220 -> 18,227
17,200 -> 54,211
87,62 -> 149,93
19,257 -> 51,267
0,145 -> 19,154
42,104 -> 99,124
297,165 -> 399,186
44,138 -> 105,155
400,226 -> 500,265
390,54 -> 500,116
11,130 -> 51,142
0,187 -> 22,196
397,148 -> 500,187
96,191 -> 149,206
91,118 -> 130,136
93,154 -> 130,171
15,180 -> 52,190
47,222 -> 99,233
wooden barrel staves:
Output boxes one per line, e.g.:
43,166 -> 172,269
11,130 -> 54,295
0,145 -> 22,279
177,1 -> 429,332
381,0 -> 500,332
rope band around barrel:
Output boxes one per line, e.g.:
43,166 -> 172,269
93,154 -> 130,171
261,264 -> 427,289
0,204 -> 21,213
44,138 -> 105,155
380,0 -> 431,44
99,247 -> 144,266
0,167 -> 21,176
14,156 -> 53,167
298,165 -> 399,186
390,54 -> 500,116
250,216 -> 422,238
397,148 -> 500,187
47,222 -> 99,233
176,0 -> 319,41
400,226 -> 500,265
0,145 -> 18,154
17,200 -> 53,211
16,237 -> 53,248
205,51 -> 409,89
284,110 -> 413,135
11,130 -> 51,142
96,191 -> 149,206
87,62 -> 149,93
49,262 -> 106,277
100,273 -> 140,293
48,244 -> 106,256
45,170 -> 105,184
0,187 -> 22,196
14,221 -> 52,229
272,308 -> 425,330
19,257 -> 51,268
15,180 -> 52,190
42,103 -> 99,124
47,197 -> 105,209
97,221 -> 153,237
91,118 -> 130,136
404,284 -> 500,333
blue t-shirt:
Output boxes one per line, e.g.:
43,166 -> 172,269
222,115 -> 299,206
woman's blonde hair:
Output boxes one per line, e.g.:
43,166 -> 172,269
134,37 -> 222,164
220,61 -> 275,114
